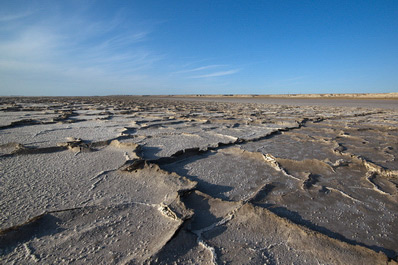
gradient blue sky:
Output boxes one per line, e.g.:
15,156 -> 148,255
1,0 -> 397,96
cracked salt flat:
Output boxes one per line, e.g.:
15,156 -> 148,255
161,148 -> 288,201
0,111 -> 59,127
1,203 -> 182,264
130,129 -> 236,160
1,96 -> 398,264
0,120 -> 128,149
0,146 -> 130,228
203,203 -> 391,265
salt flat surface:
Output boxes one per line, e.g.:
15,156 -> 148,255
0,96 -> 397,264
156,96 -> 398,109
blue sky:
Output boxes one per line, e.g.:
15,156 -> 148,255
0,0 -> 397,96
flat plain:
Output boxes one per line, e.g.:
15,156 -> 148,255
0,95 -> 397,264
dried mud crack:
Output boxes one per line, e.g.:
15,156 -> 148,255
1,96 -> 398,264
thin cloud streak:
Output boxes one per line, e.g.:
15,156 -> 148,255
174,64 -> 227,74
0,10 -> 35,22
189,69 -> 240,78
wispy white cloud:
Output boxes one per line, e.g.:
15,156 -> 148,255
0,27 -> 62,61
0,2 -> 241,95
189,69 -> 240,78
173,64 -> 226,74
172,62 -> 241,79
95,32 -> 149,50
0,10 -> 35,22
0,3 -> 165,95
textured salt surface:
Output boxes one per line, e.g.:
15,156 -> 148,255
0,96 -> 397,264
